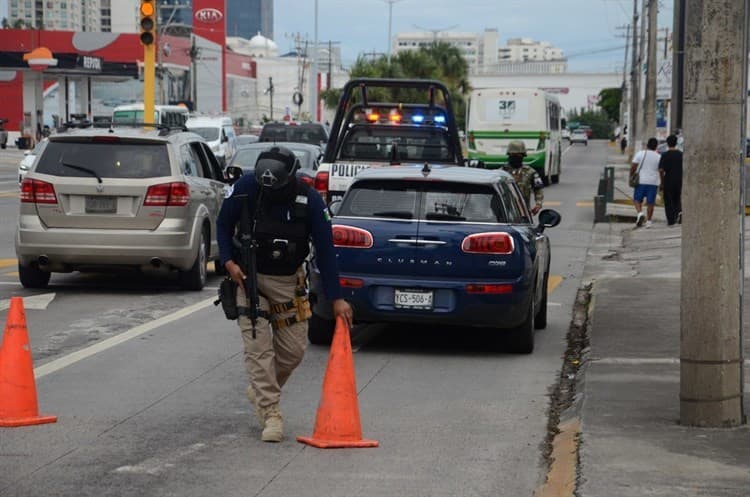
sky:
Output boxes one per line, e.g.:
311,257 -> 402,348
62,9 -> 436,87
0,0 -> 672,73
273,0 -> 674,73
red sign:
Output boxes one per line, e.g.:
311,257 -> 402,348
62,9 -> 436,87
194,8 -> 223,24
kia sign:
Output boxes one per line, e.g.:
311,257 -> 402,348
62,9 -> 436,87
195,8 -> 223,23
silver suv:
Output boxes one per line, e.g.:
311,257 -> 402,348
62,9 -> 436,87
15,126 -> 229,290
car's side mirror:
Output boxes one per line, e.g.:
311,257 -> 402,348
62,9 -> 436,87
328,199 -> 342,216
224,165 -> 244,184
465,158 -> 484,168
537,209 -> 562,231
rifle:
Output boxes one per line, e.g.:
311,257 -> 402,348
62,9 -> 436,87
238,188 -> 264,338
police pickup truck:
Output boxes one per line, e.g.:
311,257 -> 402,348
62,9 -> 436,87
313,78 -> 465,203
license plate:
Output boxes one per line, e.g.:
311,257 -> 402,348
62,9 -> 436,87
85,196 -> 116,213
394,289 -> 433,310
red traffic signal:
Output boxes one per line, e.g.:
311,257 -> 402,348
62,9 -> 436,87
140,0 -> 156,46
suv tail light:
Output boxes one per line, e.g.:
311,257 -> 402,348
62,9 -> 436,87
332,224 -> 373,248
468,131 -> 475,149
461,232 -> 514,255
314,171 -> 329,199
20,178 -> 58,204
144,182 -> 190,207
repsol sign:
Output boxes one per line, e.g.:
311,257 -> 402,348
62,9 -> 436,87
76,55 -> 102,72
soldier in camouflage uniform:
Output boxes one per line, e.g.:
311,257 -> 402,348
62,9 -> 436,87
501,140 -> 544,215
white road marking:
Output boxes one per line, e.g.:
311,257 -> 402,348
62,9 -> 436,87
562,144 -> 573,156
0,292 -> 55,311
0,281 -> 22,286
34,296 -> 215,379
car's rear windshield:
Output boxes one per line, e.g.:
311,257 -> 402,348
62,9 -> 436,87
259,124 -> 327,145
339,127 -> 452,163
35,141 -> 171,178
338,180 -> 504,223
232,147 -> 314,172
188,127 -> 220,141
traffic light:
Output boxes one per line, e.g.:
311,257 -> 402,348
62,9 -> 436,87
139,0 -> 156,46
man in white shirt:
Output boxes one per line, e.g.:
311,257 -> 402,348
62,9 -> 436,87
630,137 -> 661,228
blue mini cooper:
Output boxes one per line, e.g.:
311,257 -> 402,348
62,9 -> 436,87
309,164 -> 561,353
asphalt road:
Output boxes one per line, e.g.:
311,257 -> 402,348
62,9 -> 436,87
0,140 -> 606,497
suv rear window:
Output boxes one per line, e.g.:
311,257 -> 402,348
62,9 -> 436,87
259,124 -> 328,145
338,180 -> 505,223
35,141 -> 170,178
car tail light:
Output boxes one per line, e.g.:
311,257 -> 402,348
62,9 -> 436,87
461,232 -> 514,254
314,171 -> 329,198
299,175 -> 314,187
92,136 -> 121,144
468,132 -> 475,149
332,224 -> 373,248
466,284 -> 513,294
144,182 -> 190,207
340,277 -> 364,288
20,178 -> 57,204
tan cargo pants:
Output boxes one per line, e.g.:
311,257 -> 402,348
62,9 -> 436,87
235,267 -> 308,410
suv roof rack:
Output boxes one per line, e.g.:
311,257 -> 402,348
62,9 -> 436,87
70,121 -> 189,135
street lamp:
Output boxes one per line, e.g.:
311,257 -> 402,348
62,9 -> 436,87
381,0 -> 405,60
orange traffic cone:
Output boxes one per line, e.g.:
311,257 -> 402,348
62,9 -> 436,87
0,297 -> 57,427
297,316 -> 378,448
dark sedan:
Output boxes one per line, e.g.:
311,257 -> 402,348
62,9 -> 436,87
227,141 -> 322,187
309,164 -> 561,353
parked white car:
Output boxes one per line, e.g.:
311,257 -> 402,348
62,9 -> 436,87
569,129 -> 588,146
18,139 -> 47,185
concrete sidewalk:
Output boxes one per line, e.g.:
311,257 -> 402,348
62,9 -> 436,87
575,148 -> 750,496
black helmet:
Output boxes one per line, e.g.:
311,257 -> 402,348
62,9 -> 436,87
254,146 -> 299,190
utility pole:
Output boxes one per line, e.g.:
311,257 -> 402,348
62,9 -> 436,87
189,35 -> 199,112
681,0 -> 746,427
616,24 -> 631,133
266,77 -> 274,121
308,0 -> 319,122
670,0 -> 686,132
628,0 -> 640,156
382,0 -> 405,61
641,0 -> 657,139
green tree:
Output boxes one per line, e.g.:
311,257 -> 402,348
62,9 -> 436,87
321,42 -> 471,129
598,87 -> 622,123
566,108 -> 612,139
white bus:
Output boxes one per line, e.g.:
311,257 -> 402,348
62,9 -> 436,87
466,87 -> 563,185
112,104 -> 189,128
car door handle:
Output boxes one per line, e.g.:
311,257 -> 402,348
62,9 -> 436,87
388,238 -> 447,245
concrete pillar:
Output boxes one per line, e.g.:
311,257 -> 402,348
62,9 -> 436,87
680,0 -> 746,427
22,71 -> 43,147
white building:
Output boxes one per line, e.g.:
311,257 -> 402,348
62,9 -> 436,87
394,29 -> 567,75
102,0 -> 139,33
8,0 -> 101,31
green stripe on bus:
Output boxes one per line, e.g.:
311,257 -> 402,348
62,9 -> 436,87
470,131 -> 550,139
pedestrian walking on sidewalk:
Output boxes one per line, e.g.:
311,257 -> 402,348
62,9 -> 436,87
658,134 -> 683,226
216,146 -> 353,443
630,137 -> 661,228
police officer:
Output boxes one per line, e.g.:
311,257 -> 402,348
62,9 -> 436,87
216,146 -> 352,443
502,140 -> 544,215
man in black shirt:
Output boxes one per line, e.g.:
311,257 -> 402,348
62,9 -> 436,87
658,134 -> 683,226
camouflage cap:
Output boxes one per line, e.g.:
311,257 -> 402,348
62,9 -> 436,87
507,140 -> 527,155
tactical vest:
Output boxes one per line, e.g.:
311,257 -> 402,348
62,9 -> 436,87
248,184 -> 311,276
